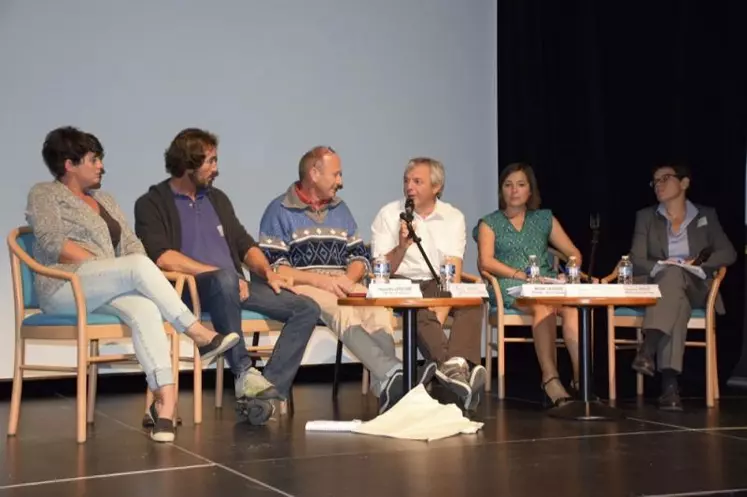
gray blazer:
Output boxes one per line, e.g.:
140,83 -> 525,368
25,181 -> 145,307
629,204 -> 736,314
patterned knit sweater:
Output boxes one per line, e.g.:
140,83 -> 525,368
258,184 -> 370,274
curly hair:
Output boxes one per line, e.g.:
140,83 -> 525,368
164,128 -> 219,177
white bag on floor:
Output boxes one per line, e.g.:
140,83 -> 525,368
351,384 -> 483,442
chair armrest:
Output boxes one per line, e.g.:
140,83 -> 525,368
461,272 -> 480,283
161,271 -> 187,297
601,267 -> 618,284
161,271 -> 200,315
480,270 -> 504,309
8,242 -> 77,282
705,267 -> 727,320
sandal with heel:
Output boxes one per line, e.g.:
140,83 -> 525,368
541,377 -> 572,408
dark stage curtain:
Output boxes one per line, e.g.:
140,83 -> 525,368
498,1 -> 747,393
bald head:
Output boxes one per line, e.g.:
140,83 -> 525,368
298,146 -> 337,181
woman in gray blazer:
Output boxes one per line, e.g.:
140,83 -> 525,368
26,127 -> 240,442
630,164 -> 736,411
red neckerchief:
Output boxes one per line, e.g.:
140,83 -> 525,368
294,182 -> 332,211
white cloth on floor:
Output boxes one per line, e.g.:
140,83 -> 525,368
351,384 -> 484,442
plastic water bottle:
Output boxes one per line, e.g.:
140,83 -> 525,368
566,256 -> 580,284
372,256 -> 390,284
439,258 -> 456,292
526,255 -> 541,284
617,255 -> 633,285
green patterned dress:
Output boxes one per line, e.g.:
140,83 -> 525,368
473,209 -> 556,309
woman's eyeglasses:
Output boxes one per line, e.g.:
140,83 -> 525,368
649,174 -> 681,188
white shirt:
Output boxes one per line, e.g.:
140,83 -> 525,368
370,199 -> 466,280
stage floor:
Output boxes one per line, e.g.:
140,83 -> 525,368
1,381 -> 747,497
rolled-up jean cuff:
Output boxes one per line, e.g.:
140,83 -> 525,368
147,366 -> 175,391
173,311 -> 197,333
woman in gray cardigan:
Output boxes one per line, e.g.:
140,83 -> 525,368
26,127 -> 240,442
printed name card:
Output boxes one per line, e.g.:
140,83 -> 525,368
620,284 -> 662,298
367,283 -> 423,299
449,283 -> 490,298
516,285 -> 568,297
511,284 -> 661,299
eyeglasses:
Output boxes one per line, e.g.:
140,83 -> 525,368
649,174 -> 681,188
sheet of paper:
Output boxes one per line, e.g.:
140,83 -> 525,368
305,420 -> 363,432
653,260 -> 706,280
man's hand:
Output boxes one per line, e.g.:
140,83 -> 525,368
398,220 -> 414,250
314,274 -> 351,298
265,270 -> 296,295
239,278 -> 250,301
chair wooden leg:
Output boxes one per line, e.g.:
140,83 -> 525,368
76,335 -> 88,444
712,331 -> 720,400
636,328 -> 644,396
215,355 -> 224,410
361,368 -> 370,395
497,322 -> 506,400
171,333 -> 181,425
484,306 -> 492,393
193,343 -> 203,423
87,340 -> 99,424
706,323 -> 715,408
7,337 -> 24,437
607,320 -> 616,401
332,339 -> 343,399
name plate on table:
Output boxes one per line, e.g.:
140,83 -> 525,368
449,283 -> 489,298
510,284 -> 661,299
367,282 -> 423,298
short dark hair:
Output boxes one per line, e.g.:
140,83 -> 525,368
499,162 -> 541,210
164,128 -> 219,177
653,163 -> 691,181
41,126 -> 104,179
298,146 -> 336,181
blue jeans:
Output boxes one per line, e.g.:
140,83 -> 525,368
43,254 -> 197,391
190,269 -> 320,397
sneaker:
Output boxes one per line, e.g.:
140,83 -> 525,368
235,367 -> 283,400
435,357 -> 472,406
465,365 -> 487,411
378,363 -> 438,415
235,397 -> 276,425
378,370 -> 404,414
146,402 -> 175,443
198,332 -> 241,367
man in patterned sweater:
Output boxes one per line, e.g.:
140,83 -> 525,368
259,146 -> 435,414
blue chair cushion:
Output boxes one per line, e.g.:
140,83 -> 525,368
23,313 -> 125,326
614,307 -> 705,319
489,306 -> 526,316
201,310 -> 273,321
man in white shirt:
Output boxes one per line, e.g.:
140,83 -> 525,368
371,157 -> 486,410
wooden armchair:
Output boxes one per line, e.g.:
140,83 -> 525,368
7,227 -> 182,443
602,266 -> 727,407
482,248 -> 595,398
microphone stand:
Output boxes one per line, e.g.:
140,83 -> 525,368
399,212 -> 450,297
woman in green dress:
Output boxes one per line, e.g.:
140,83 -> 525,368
474,163 -> 582,407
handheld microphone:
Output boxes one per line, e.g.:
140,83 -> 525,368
405,197 -> 414,220
400,197 -> 415,223
691,247 -> 713,266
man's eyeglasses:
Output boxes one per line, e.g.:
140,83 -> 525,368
649,174 -> 681,188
